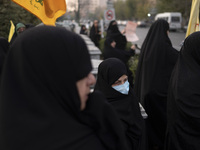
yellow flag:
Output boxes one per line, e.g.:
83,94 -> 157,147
186,0 -> 200,38
8,20 -> 15,42
12,0 -> 67,26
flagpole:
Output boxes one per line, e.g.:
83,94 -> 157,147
185,0 -> 200,38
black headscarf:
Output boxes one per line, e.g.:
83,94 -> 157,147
95,58 -> 146,150
134,19 -> 178,149
0,26 -> 128,150
0,37 -> 9,75
80,25 -> 87,35
106,20 -> 127,50
107,20 -> 121,35
165,31 -> 200,150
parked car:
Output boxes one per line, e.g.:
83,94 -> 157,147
137,21 -> 147,27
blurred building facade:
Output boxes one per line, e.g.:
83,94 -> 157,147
80,0 -> 100,18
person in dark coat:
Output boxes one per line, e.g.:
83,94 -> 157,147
103,37 -> 135,87
10,23 -> 34,45
106,20 -> 127,50
0,26 -> 128,150
0,37 -> 9,77
95,58 -> 146,150
134,19 -> 179,150
80,24 -> 88,35
89,20 -> 101,47
15,22 -> 26,34
103,38 -> 135,63
165,31 -> 200,150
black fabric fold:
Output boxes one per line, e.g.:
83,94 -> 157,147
134,19 -> 179,149
0,26 -> 128,150
165,31 -> 200,150
0,37 -> 9,76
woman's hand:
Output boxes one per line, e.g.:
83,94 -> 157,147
131,45 -> 136,51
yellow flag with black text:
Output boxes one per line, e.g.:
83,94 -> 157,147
12,0 -> 67,26
8,20 -> 15,42
186,0 -> 200,38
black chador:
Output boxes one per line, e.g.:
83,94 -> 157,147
0,26 -> 128,150
134,19 -> 178,150
165,31 -> 200,150
106,20 -> 127,50
95,58 -> 146,150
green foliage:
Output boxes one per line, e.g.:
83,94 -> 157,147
126,41 -> 139,82
128,54 -> 139,83
113,0 -> 192,21
114,0 -> 131,20
135,0 -> 151,19
88,7 -> 105,21
0,1 -> 41,39
156,0 -> 192,19
114,0 -> 151,20
99,38 -> 105,59
99,38 -> 104,51
125,0 -> 137,19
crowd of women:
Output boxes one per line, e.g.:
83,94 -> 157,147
0,19 -> 199,150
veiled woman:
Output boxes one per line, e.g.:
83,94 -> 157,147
103,38 -> 135,87
80,25 -> 88,35
89,20 -> 101,47
106,20 -> 127,50
95,58 -> 146,150
134,19 -> 178,150
0,26 -> 128,150
165,31 -> 200,150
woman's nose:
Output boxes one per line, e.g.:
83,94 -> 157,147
88,73 -> 96,85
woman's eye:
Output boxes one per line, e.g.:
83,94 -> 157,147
114,81 -> 121,85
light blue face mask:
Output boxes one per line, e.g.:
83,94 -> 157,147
112,80 -> 130,95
